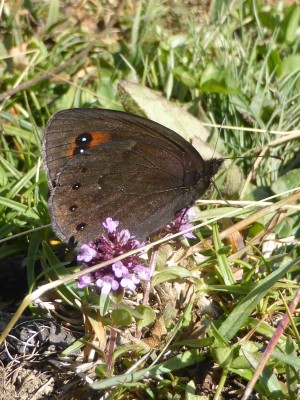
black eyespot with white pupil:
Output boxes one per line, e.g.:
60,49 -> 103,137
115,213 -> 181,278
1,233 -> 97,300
76,223 -> 87,231
73,132 -> 93,156
72,183 -> 81,190
75,132 -> 93,145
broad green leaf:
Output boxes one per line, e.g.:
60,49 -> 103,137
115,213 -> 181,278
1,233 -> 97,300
280,4 -> 300,43
152,266 -> 191,286
111,308 -> 132,327
200,64 -> 240,95
45,0 -> 60,30
242,349 -> 282,396
136,305 -> 156,330
280,55 -> 300,78
99,292 -> 111,316
285,337 -> 299,398
211,345 -> 239,368
271,169 -> 300,194
172,66 -> 198,88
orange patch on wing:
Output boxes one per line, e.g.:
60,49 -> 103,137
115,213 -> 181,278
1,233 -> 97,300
68,131 -> 112,158
89,131 -> 112,146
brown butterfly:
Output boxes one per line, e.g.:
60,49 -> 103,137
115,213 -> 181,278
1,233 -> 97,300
42,109 -> 223,247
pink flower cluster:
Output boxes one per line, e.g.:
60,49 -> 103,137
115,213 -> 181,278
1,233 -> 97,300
77,218 -> 150,295
165,208 -> 199,239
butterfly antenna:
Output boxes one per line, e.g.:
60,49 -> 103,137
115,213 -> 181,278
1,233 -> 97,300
210,179 -> 237,207
222,155 -> 283,161
210,153 -> 282,208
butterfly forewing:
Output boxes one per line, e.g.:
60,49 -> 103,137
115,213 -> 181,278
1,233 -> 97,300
50,139 -> 197,244
43,108 -> 223,246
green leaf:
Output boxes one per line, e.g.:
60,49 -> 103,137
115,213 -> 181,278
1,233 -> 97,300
213,223 -> 235,285
211,345 -> 239,368
95,364 -> 107,378
98,292 -> 111,316
259,11 -> 279,30
171,337 -> 214,349
247,222 -> 264,238
113,344 -> 143,362
200,64 -> 240,94
41,242 -> 81,306
185,379 -> 209,400
152,266 -> 191,286
267,50 -> 282,77
172,66 -> 198,88
27,231 -> 42,287
111,308 -> 132,327
271,348 -> 300,370
271,169 -> 300,194
45,0 -> 60,30
61,338 -> 85,356
285,337 -> 299,398
280,4 -> 300,44
91,349 -> 204,390
0,197 -> 38,217
136,305 -> 156,330
242,349 -> 283,396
